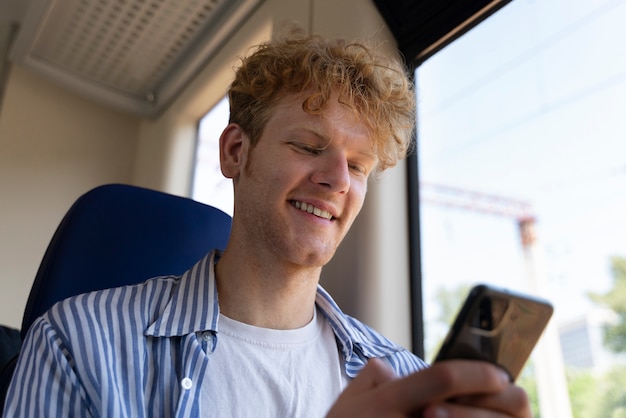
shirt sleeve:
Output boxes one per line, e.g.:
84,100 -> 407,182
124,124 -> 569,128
3,316 -> 92,417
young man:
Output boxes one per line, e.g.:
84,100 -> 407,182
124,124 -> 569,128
4,30 -> 531,417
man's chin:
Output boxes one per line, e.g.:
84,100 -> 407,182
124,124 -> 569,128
293,247 -> 337,269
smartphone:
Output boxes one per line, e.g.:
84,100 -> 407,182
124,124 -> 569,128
433,283 -> 553,381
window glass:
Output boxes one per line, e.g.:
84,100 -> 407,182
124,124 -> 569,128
192,96 -> 233,215
417,0 -> 626,416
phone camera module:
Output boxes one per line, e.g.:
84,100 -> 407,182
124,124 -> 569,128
477,296 -> 509,331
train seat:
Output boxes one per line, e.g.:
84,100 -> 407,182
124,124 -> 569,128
0,183 -> 232,411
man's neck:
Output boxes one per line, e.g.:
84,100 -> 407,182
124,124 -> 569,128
215,247 -> 321,330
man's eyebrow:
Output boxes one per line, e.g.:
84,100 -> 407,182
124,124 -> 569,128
357,149 -> 378,160
294,126 -> 330,142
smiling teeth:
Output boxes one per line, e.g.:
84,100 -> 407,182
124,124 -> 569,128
292,201 -> 333,220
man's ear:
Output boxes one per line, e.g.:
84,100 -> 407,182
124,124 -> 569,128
220,123 -> 249,179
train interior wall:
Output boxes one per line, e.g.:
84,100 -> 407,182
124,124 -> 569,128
0,0 -> 412,350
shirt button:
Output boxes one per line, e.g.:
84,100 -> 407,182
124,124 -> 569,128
181,377 -> 193,390
201,331 -> 212,341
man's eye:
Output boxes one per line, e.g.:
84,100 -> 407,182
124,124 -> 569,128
349,164 -> 367,176
294,143 -> 322,155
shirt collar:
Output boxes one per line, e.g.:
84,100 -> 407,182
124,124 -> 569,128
315,285 -> 404,367
145,251 -> 220,337
145,250 -> 404,366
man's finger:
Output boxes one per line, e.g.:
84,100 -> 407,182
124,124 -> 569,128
382,360 -> 511,413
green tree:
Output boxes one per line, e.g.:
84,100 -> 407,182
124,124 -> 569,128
581,255 -> 626,417
589,256 -> 626,353
586,366 -> 626,418
566,368 -> 598,418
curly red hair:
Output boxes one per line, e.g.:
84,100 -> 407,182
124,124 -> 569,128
228,28 -> 415,171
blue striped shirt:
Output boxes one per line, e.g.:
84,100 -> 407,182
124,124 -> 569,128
4,251 -> 427,417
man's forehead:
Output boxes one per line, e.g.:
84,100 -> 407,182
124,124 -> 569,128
268,91 -> 379,150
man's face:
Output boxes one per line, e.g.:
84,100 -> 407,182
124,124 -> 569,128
223,92 -> 378,268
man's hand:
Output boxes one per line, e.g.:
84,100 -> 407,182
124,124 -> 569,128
326,358 -> 532,417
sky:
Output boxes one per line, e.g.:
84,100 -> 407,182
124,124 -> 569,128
416,0 -> 626,355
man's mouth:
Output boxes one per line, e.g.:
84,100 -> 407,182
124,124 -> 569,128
290,200 -> 333,220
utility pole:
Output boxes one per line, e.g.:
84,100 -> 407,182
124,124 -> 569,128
421,182 -> 573,417
518,218 -> 573,418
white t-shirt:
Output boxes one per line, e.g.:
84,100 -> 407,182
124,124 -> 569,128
201,307 -> 349,417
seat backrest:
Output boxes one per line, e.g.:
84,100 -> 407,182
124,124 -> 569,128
1,183 -> 232,412
21,183 -> 232,337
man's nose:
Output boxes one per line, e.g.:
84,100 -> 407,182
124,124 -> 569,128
311,153 -> 351,193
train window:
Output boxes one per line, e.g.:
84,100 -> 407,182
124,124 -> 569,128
416,0 -> 626,416
191,96 -> 234,215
